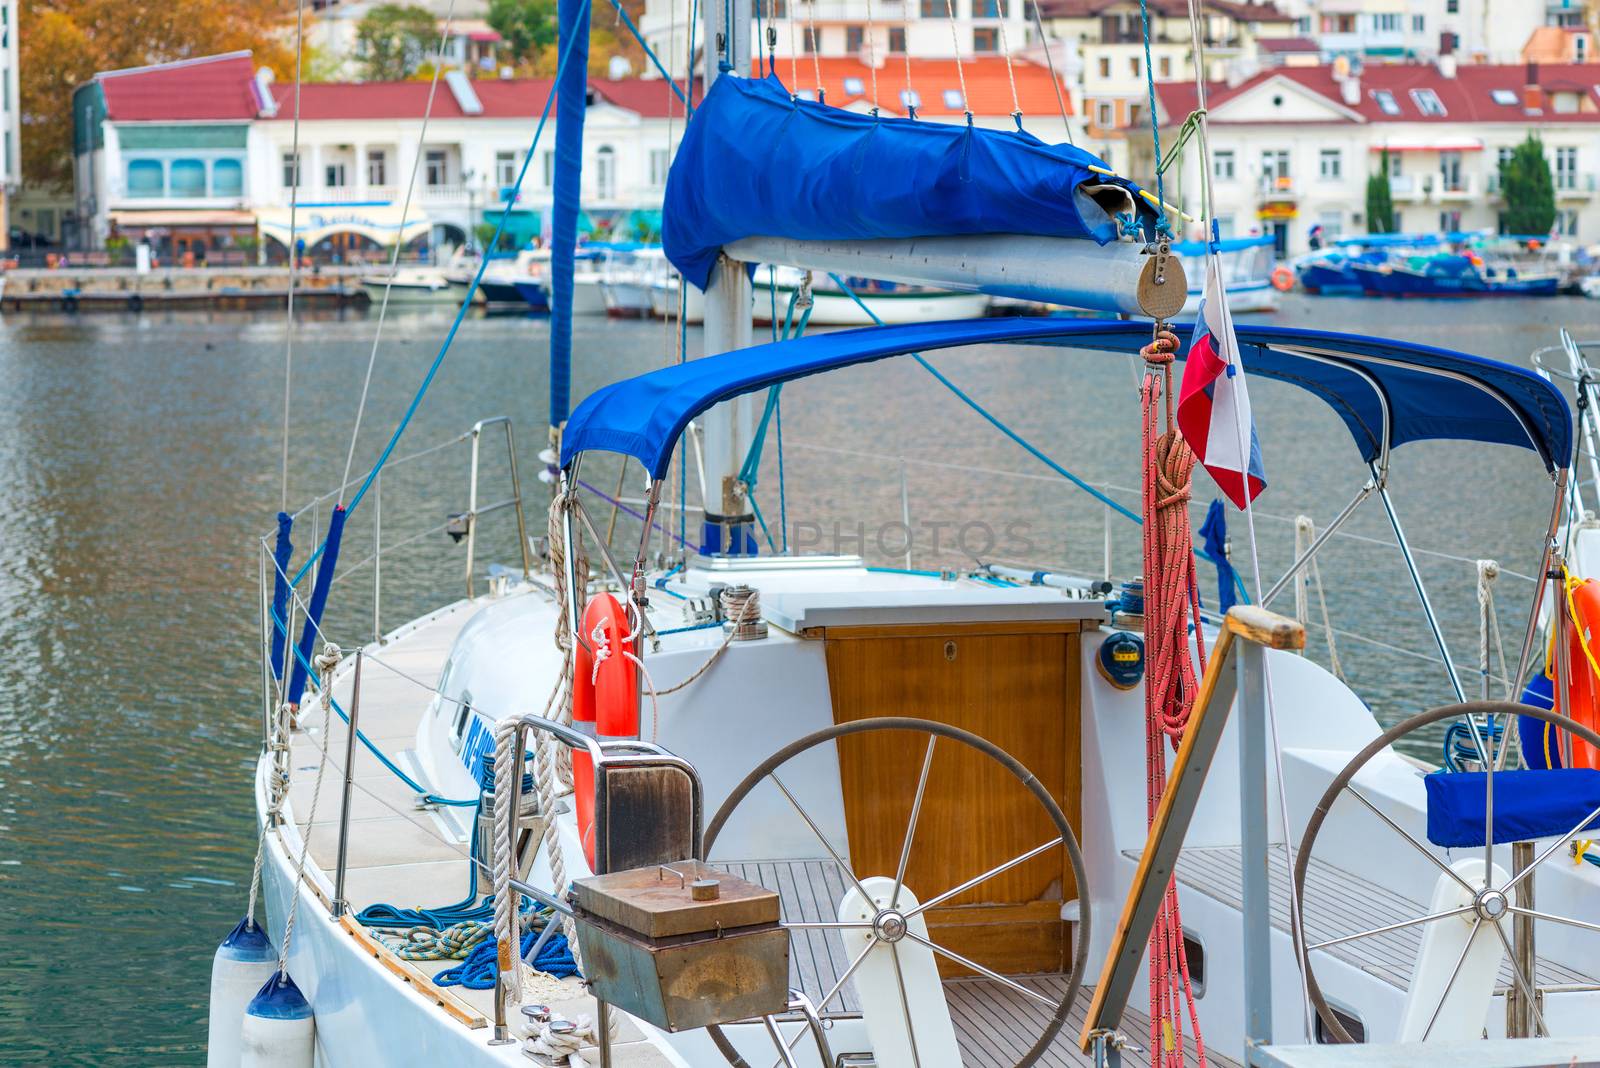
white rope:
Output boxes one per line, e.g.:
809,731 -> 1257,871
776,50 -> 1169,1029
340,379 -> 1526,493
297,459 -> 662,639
901,6 -> 915,112
339,0 -> 461,496
526,1012 -> 619,1065
996,9 -> 1021,123
280,0 -> 307,513
806,0 -> 823,94
865,0 -> 880,111
1478,559 -> 1511,702
1294,516 -> 1342,680
277,644 -> 343,974
492,718 -> 523,1003
943,0 -> 971,118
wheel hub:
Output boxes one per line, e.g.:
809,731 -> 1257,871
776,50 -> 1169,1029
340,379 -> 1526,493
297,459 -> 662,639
1474,887 -> 1509,922
872,908 -> 909,943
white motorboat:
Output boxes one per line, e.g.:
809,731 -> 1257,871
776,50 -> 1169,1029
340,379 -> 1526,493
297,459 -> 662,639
753,265 -> 989,325
360,266 -> 456,305
1174,235 -> 1280,315
599,248 -> 667,319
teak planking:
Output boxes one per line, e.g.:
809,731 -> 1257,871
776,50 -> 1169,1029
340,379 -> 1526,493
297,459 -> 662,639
339,915 -> 489,1029
824,625 -> 1082,976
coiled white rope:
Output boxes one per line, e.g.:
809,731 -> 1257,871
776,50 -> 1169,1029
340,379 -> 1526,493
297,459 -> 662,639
527,1012 -> 618,1066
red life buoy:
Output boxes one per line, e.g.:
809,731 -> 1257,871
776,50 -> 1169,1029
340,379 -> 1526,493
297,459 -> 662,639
1552,576 -> 1600,769
571,593 -> 638,865
1271,265 -> 1295,292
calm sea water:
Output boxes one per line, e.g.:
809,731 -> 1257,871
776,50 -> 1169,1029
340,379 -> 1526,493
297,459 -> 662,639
0,293 -> 1594,1063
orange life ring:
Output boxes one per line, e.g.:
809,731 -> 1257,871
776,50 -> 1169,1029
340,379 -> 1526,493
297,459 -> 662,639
1546,575 -> 1600,769
571,592 -> 639,863
1271,265 -> 1295,292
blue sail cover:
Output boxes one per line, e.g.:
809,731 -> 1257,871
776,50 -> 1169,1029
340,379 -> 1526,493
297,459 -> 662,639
663,74 -> 1158,290
561,318 -> 1571,478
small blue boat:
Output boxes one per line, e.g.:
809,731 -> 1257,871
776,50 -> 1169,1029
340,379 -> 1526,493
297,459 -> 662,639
513,278 -> 550,311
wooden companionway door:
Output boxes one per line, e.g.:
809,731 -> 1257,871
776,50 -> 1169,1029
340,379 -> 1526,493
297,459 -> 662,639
820,621 -> 1084,976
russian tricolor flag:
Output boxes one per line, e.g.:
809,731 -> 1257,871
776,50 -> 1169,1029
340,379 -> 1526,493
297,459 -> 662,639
1176,250 -> 1267,508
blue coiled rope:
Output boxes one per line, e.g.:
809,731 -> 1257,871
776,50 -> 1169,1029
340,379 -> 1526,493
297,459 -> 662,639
434,925 -> 580,990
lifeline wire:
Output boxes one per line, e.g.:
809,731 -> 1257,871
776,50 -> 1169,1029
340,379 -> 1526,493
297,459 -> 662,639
340,0 -> 461,498
280,0 -> 307,513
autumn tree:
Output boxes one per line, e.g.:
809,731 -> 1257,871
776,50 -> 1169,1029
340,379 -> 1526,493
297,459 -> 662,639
19,0 -> 294,190
354,4 -> 440,81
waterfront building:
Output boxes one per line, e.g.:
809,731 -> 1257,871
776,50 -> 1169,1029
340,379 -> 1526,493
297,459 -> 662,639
1136,58 -> 1600,257
1035,0 -> 1296,174
303,0 -> 507,82
1274,1 -> 1588,65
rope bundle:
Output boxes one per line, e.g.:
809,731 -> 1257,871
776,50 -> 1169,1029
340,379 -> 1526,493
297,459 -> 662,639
1140,335 -> 1207,1068
386,920 -> 491,961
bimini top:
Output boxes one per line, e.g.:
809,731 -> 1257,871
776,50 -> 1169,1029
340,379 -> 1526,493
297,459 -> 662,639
662,74 -> 1158,291
561,318 -> 1571,478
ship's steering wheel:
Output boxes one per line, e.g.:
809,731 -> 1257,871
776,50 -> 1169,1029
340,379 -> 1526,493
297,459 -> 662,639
700,717 -> 1089,1068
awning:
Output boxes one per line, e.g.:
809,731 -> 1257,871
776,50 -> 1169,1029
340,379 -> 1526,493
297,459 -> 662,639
561,318 -> 1571,478
255,204 -> 432,248
110,210 -> 256,228
1370,136 -> 1484,152
662,73 -> 1157,291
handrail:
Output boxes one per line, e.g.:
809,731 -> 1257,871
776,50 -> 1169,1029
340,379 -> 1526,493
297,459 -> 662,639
1080,606 -> 1305,1056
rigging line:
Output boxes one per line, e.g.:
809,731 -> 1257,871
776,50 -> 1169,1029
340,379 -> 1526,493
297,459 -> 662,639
1183,0 -> 1311,1037
806,0 -> 823,94
755,0 -> 765,77
1137,0 -> 1167,224
286,7 -> 593,590
943,0 -> 972,119
865,0 -> 880,110
1029,0 -> 1073,142
901,3 -> 915,114
996,6 -> 1021,124
605,0 -> 691,103
281,0 -> 307,514
825,273 -> 1139,523
787,0 -> 800,91
339,0 -> 461,499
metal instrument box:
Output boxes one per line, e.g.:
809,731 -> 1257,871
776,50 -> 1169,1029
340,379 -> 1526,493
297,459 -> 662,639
571,861 -> 789,1032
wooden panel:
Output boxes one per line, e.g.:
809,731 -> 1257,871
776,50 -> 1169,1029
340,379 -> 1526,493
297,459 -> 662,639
824,627 -> 1081,976
806,620 -> 1085,641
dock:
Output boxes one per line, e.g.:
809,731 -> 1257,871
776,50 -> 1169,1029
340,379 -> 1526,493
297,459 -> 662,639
0,265 -> 373,312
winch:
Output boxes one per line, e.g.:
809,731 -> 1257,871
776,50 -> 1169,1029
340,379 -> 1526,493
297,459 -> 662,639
571,860 -> 789,1032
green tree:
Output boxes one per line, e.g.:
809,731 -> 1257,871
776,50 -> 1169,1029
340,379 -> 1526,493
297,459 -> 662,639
1366,149 -> 1395,234
355,3 -> 439,81
487,0 -> 557,67
1500,133 -> 1558,236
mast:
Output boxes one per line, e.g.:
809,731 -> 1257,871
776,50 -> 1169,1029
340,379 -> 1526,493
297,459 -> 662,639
697,0 -> 758,555
548,0 -> 592,450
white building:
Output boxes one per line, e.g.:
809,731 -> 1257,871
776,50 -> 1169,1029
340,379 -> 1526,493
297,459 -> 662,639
1276,0 -> 1579,65
304,0 -> 507,82
0,0 -> 19,249
71,53 -> 685,261
1138,58 -> 1600,258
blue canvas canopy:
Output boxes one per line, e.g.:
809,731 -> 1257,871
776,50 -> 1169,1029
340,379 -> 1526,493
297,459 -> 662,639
662,74 -> 1158,290
1426,769 -> 1600,847
561,318 -> 1571,479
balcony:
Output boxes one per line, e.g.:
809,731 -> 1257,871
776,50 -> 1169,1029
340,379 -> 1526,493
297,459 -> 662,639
1258,174 -> 1295,200
1437,175 -> 1474,200
795,0 -> 907,20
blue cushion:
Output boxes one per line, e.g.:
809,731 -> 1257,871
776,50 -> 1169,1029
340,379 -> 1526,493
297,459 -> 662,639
1424,768 -> 1600,847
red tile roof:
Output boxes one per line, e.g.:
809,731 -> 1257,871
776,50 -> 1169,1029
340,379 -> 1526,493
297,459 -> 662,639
1154,62 -> 1600,125
267,78 -> 556,119
97,51 -> 264,122
1258,36 -> 1318,54
752,57 -> 1073,117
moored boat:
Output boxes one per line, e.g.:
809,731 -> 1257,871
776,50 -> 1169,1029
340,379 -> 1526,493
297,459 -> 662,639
752,266 -> 990,325
359,266 -> 455,304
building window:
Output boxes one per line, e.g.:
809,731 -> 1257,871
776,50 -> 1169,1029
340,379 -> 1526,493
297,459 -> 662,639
1411,14 -> 1424,32
1319,148 -> 1341,181
1213,149 -> 1235,181
595,144 -> 615,200
170,158 -> 207,197
213,158 -> 244,197
1158,55 -> 1173,79
1372,12 -> 1399,32
920,0 -> 941,17
1388,152 -> 1402,177
1097,56 -> 1111,78
888,27 -> 906,52
1095,101 -> 1115,128
1440,150 -> 1463,191
1261,149 -> 1291,184
649,147 -> 670,188
367,149 -> 387,186
324,162 -> 347,188
495,150 -> 518,189
1370,89 -> 1400,116
127,159 -> 164,198
1554,92 -> 1581,114
425,149 -> 448,187
973,0 -> 1005,16
803,25 -> 817,52
843,76 -> 865,96
1129,55 -> 1142,78
767,0 -> 786,16
542,150 -> 555,187
846,25 -> 865,51
943,88 -> 965,110
1556,146 -> 1578,190
900,88 -> 921,110
1491,89 -> 1518,107
1445,0 -> 1458,11
973,27 -> 999,52
1558,208 -> 1579,236
282,151 -> 302,188
1410,88 -> 1447,116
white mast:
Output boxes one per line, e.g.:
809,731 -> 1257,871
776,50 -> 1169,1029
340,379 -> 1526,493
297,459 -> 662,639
697,0 -> 759,554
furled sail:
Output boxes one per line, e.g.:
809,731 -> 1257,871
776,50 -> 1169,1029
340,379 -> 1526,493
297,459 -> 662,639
663,74 -> 1159,290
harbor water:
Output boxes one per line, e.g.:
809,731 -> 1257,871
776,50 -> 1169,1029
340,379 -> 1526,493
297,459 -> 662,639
0,293 -> 1594,1063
